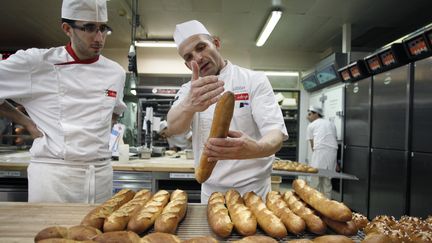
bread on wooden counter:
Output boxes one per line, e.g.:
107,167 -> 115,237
103,189 -> 152,232
34,225 -> 101,242
207,191 -> 233,238
81,189 -> 135,230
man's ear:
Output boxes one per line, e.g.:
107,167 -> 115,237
212,36 -> 221,49
62,23 -> 72,37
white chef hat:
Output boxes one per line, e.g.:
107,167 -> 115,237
308,105 -> 323,116
61,0 -> 108,22
173,20 -> 211,48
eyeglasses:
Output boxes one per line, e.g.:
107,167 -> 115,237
69,23 -> 112,35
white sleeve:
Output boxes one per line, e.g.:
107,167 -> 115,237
250,72 -> 288,140
0,49 -> 36,102
306,124 -> 313,140
113,70 -> 127,115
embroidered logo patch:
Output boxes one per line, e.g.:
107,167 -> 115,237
106,89 -> 117,98
235,93 -> 249,100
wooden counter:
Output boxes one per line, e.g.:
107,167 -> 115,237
0,152 -> 195,173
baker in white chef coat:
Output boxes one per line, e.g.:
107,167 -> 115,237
167,20 -> 288,203
306,105 -> 338,198
0,0 -> 126,203
159,120 -> 192,151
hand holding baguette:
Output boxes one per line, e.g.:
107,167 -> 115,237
195,91 -> 235,183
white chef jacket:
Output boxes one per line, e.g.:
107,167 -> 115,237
306,118 -> 338,170
173,61 -> 288,203
0,44 -> 127,203
167,130 -> 192,150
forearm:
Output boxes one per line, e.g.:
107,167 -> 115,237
167,102 -> 195,135
255,129 -> 284,157
0,101 -> 33,127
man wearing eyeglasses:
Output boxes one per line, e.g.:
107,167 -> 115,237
306,105 -> 338,199
0,0 -> 126,203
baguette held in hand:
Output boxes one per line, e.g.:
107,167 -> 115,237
195,91 -> 235,183
293,179 -> 352,222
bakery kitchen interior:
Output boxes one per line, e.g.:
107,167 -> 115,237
1,0 -> 432,242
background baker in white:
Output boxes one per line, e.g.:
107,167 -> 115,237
0,0 -> 126,203
306,105 -> 338,198
167,20 -> 288,203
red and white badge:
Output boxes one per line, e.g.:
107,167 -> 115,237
235,93 -> 249,100
106,89 -> 117,98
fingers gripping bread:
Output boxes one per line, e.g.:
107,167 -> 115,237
80,189 -> 135,230
195,91 -> 235,184
154,189 -> 188,234
266,191 -> 306,235
103,189 -> 152,232
225,189 -> 257,236
127,190 -> 171,234
283,191 -> 326,235
243,191 -> 287,238
207,192 -> 233,238
293,179 -> 352,222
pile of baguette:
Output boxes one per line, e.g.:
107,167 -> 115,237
362,214 -> 432,242
34,188 -> 214,243
207,179 -> 370,242
273,160 -> 318,173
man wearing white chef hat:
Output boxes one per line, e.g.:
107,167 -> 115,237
167,20 -> 289,203
306,105 -> 338,198
0,0 -> 126,203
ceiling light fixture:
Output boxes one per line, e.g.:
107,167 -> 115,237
134,40 -> 177,48
256,10 -> 282,47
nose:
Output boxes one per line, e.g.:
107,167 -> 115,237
191,52 -> 203,64
94,30 -> 104,41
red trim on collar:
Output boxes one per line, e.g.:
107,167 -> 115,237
55,43 -> 99,65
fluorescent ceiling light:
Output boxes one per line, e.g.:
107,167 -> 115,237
135,40 -> 176,48
264,71 -> 299,77
256,10 -> 282,47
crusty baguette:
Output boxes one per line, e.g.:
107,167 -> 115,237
35,226 -> 69,242
37,239 -> 95,243
266,191 -> 306,235
292,179 -> 352,222
92,231 -> 141,243
283,191 -> 327,235
127,190 -> 170,234
80,189 -> 135,230
141,232 -> 182,243
195,91 -> 235,183
243,191 -> 287,238
287,240 -> 314,243
34,225 -> 101,242
322,216 -> 358,236
232,235 -> 278,243
225,189 -> 257,236
207,191 -> 233,238
313,235 -> 355,243
103,189 -> 152,232
154,189 -> 188,234
183,236 -> 219,243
